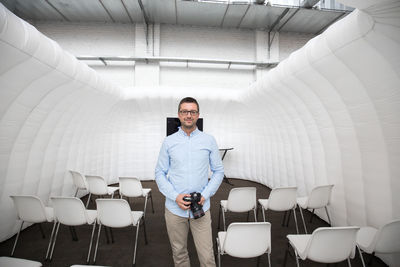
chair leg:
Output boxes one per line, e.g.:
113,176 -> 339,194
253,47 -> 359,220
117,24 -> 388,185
253,208 -> 257,222
267,253 -> 271,267
45,221 -> 57,259
261,206 -> 266,222
86,193 -> 92,208
69,226 -> 78,241
292,207 -> 299,234
142,217 -> 148,245
218,205 -> 221,230
109,227 -> 114,243
222,208 -> 227,231
93,224 -> 102,263
347,258 -> 352,267
149,192 -> 155,213
143,195 -> 148,219
294,249 -> 300,267
11,221 -> 24,256
357,245 -> 366,267
286,209 -> 292,227
87,223 -> 96,263
298,206 -> 308,234
218,251 -> 221,267
49,222 -> 61,260
325,206 -> 332,225
104,226 -> 110,244
133,222 -> 141,267
74,188 -> 79,197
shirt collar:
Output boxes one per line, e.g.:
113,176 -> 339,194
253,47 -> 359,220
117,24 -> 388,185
178,126 -> 200,137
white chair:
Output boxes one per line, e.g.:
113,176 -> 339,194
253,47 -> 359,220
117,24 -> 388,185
69,170 -> 88,197
46,197 -> 97,263
297,184 -> 334,233
119,177 -> 154,218
10,195 -> 54,256
94,199 -> 146,267
216,222 -> 271,267
218,187 -> 257,231
85,175 -> 119,208
356,219 -> 400,266
284,226 -> 362,267
0,256 -> 42,267
258,186 -> 299,234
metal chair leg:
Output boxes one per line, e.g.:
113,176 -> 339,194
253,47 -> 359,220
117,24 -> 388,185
218,205 -> 221,230
133,222 -> 141,267
261,206 -> 266,222
11,221 -> 24,256
87,223 -> 96,263
298,206 -> 307,234
294,249 -> 300,267
286,209 -> 292,227
347,258 -> 352,267
253,208 -> 257,222
325,206 -> 332,225
293,207 -> 299,234
222,208 -> 227,231
149,192 -> 155,213
74,188 -> 79,197
143,195 -> 148,219
267,253 -> 271,267
142,217 -> 148,245
93,224 -> 102,262
45,221 -> 57,259
357,245 -> 366,267
86,193 -> 92,208
49,222 -> 61,260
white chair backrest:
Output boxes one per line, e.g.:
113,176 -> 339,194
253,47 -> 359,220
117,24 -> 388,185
69,170 -> 87,189
268,187 -> 297,211
227,187 -> 256,212
307,184 -> 334,209
119,177 -> 143,197
374,219 -> 400,254
96,199 -> 133,228
305,227 -> 359,263
51,197 -> 88,225
10,195 -> 48,222
86,175 -> 108,195
223,222 -> 271,258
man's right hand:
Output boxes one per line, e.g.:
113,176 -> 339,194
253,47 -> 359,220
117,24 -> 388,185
176,194 -> 191,210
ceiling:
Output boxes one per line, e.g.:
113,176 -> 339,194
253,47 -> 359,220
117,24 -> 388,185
0,0 -> 352,34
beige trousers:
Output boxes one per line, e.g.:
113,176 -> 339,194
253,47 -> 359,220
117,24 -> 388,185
165,208 -> 216,267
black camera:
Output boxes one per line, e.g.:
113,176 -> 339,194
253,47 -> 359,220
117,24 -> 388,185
183,192 -> 205,219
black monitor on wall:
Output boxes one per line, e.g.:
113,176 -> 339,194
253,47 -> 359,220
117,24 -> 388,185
166,117 -> 203,136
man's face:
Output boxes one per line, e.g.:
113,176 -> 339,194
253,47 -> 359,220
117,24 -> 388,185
178,102 -> 199,130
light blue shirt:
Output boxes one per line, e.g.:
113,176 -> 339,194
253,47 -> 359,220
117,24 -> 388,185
155,127 -> 224,218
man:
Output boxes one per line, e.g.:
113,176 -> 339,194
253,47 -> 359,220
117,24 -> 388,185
155,97 -> 224,267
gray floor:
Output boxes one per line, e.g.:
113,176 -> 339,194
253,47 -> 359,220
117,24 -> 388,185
0,178 -> 387,267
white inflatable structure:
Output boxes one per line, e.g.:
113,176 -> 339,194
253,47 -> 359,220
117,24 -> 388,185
0,0 -> 399,265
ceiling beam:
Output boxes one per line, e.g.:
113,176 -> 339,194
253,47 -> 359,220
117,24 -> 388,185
76,55 -> 278,69
45,0 -> 70,21
121,0 -> 134,23
98,0 -> 115,22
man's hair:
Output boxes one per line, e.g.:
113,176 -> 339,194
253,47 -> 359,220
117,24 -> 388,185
178,97 -> 199,112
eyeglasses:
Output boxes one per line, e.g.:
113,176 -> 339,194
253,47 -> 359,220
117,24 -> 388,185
179,110 -> 199,116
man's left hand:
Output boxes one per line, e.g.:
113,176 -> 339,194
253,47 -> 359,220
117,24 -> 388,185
198,196 -> 205,206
